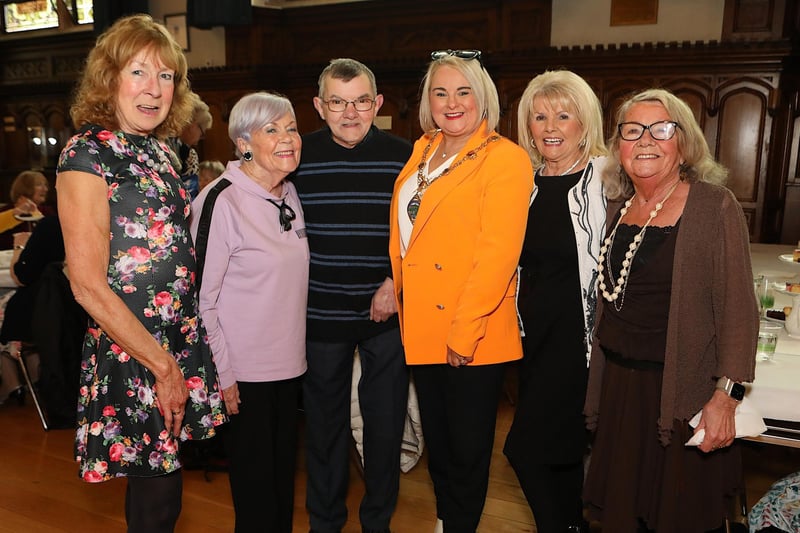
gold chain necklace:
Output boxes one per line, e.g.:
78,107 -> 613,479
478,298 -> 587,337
406,130 -> 500,223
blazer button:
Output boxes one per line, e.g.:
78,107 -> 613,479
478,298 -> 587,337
436,304 -> 445,310
435,263 -> 442,270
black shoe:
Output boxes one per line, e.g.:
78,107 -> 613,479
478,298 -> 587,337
8,386 -> 25,406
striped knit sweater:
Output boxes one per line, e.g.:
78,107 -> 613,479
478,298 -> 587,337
293,126 -> 412,341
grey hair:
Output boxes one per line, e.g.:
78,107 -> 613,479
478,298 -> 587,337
418,55 -> 500,134
317,58 -> 378,99
603,88 -> 727,200
228,92 -> 295,158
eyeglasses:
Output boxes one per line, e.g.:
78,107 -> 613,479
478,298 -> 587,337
266,199 -> 297,232
431,49 -> 483,62
617,120 -> 681,141
322,97 -> 376,113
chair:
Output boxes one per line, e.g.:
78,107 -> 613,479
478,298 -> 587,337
1,344 -> 48,430
30,261 -> 87,430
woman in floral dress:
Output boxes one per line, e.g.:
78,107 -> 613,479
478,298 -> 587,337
56,15 -> 225,532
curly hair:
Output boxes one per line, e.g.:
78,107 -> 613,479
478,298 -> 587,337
69,14 -> 192,139
603,88 -> 727,200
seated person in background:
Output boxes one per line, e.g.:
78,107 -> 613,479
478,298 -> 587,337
0,170 -> 52,249
168,92 -> 213,199
198,159 -> 225,191
0,215 -> 67,409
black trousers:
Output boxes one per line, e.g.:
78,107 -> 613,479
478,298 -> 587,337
125,469 -> 183,533
413,362 -> 507,533
226,377 -> 301,533
303,327 -> 409,532
506,458 -> 585,532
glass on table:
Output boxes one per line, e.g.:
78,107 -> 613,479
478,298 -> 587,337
754,275 -> 775,317
756,329 -> 777,362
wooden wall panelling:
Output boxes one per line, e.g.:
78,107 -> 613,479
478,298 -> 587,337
777,75 -> 800,243
226,0 -> 551,69
714,76 -> 778,240
723,0 -> 788,41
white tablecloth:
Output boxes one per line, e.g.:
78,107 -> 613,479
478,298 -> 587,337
745,244 -> 800,423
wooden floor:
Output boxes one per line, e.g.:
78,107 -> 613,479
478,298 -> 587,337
0,388 -> 798,532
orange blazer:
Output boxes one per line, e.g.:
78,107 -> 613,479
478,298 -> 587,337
389,124 -> 534,365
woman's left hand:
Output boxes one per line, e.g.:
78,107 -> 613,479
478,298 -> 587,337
447,346 -> 473,368
695,389 -> 738,453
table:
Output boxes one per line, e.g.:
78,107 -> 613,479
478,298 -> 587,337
0,269 -> 14,289
745,243 -> 800,447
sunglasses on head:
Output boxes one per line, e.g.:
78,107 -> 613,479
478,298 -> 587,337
431,49 -> 483,64
266,199 -> 297,233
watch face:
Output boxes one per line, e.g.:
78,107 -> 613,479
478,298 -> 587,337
730,382 -> 745,401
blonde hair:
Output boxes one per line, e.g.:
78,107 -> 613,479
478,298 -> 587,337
69,14 -> 192,139
191,93 -> 213,131
517,70 -> 607,168
198,160 -> 225,177
418,55 -> 500,134
10,170 -> 48,204
604,88 -> 727,200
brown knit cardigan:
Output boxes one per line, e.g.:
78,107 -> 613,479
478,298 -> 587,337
584,181 -> 759,446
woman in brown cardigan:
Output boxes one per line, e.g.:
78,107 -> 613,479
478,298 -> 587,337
583,88 -> 758,532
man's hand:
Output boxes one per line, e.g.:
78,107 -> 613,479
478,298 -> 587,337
370,277 -> 397,322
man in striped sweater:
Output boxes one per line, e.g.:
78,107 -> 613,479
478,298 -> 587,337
293,58 -> 412,533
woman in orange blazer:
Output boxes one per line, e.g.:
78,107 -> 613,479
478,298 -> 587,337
389,50 -> 533,533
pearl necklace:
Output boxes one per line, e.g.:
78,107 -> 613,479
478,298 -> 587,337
124,133 -> 172,174
597,180 -> 680,310
406,130 -> 500,223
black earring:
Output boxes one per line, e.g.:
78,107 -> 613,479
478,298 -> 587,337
243,151 -> 253,161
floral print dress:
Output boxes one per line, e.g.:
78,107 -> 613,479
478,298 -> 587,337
58,125 -> 226,482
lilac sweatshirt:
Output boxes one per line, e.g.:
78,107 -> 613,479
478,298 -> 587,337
190,161 -> 309,390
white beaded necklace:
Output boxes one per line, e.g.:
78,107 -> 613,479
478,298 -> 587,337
597,180 -> 680,311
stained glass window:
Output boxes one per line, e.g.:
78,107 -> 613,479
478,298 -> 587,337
3,0 -> 58,33
2,0 -> 93,33
65,0 -> 93,25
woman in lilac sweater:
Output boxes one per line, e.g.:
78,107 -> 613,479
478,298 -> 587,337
190,92 -> 309,533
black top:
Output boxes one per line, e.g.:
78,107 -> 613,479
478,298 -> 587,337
597,220 -> 680,362
505,171 -> 589,463
292,126 -> 412,341
0,215 -> 65,343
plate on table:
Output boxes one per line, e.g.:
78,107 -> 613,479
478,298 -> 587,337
761,317 -> 784,329
779,254 -> 800,264
13,212 -> 43,223
772,282 -> 800,297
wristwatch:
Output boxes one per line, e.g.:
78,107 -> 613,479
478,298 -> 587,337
716,377 -> 745,401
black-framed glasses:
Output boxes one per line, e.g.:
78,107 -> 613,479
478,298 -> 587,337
266,199 -> 296,232
618,120 -> 681,141
322,97 -> 376,113
431,49 -> 483,62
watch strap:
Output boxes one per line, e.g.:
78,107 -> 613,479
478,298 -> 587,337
716,377 -> 744,401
